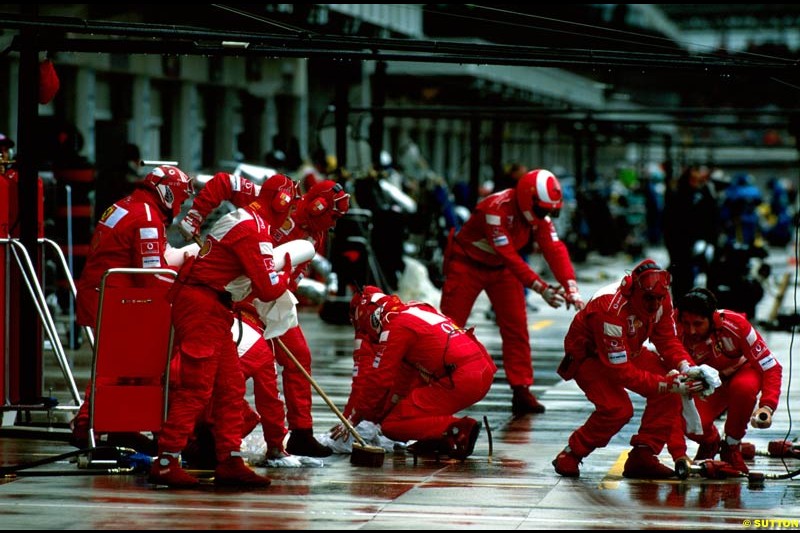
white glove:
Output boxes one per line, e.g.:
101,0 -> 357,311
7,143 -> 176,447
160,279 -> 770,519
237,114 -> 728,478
532,280 -> 564,309
178,208 -> 204,241
685,364 -> 722,397
563,280 -> 585,311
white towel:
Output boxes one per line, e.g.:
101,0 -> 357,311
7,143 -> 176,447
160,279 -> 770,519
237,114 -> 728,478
682,395 -> 703,435
316,421 -> 405,454
687,364 -> 722,397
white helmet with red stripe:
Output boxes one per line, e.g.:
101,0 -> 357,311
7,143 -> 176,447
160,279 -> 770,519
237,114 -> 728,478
143,165 -> 194,219
516,169 -> 563,222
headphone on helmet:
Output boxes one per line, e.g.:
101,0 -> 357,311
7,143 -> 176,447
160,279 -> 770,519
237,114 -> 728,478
620,259 -> 666,297
307,182 -> 348,217
260,174 -> 297,213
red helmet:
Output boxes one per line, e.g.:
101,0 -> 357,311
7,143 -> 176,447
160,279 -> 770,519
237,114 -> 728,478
625,259 -> 672,317
631,259 -> 671,295
516,169 -> 563,222
297,180 -> 351,232
252,173 -> 298,227
350,286 -> 388,341
375,293 -> 406,326
143,165 -> 194,218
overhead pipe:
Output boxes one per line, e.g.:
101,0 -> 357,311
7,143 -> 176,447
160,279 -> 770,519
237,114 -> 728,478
3,12 -> 791,72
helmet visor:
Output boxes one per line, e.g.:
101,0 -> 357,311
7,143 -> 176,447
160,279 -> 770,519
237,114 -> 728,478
635,269 -> 671,295
333,193 -> 350,216
533,204 -> 560,219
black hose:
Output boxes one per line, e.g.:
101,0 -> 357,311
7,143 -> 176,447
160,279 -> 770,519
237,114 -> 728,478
0,445 -> 137,476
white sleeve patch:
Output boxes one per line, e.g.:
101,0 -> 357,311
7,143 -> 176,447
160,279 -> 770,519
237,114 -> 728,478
372,356 -> 381,369
140,227 -> 158,240
608,351 -> 628,364
142,256 -> 161,269
746,327 -> 757,346
549,230 -> 560,241
102,206 -> 128,228
379,331 -> 389,343
485,214 -> 501,226
492,235 -> 510,247
230,174 -> 242,192
604,322 -> 623,337
354,338 -> 363,350
259,242 -> 273,255
759,355 -> 777,371
269,272 -> 280,285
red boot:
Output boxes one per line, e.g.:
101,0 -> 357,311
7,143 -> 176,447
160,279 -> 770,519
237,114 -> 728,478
68,408 -> 90,449
552,448 -> 582,477
214,455 -> 272,488
149,453 -> 200,488
720,441 -> 748,473
623,446 -> 675,479
442,417 -> 480,460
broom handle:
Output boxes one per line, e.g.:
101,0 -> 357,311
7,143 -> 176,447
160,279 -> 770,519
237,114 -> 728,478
275,337 -> 369,448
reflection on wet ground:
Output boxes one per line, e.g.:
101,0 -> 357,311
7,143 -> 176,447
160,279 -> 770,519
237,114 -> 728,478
2,249 -> 799,529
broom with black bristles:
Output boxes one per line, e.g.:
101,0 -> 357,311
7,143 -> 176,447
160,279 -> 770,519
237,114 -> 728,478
275,338 -> 386,467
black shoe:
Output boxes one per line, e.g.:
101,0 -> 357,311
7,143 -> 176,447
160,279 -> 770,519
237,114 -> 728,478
406,438 -> 444,457
511,386 -> 546,415
183,423 -> 217,470
286,428 -> 333,458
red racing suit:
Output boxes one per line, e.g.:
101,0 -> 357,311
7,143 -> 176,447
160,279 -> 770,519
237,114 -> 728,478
189,172 -> 260,217
189,172 -> 326,439
440,188 -> 576,388
159,205 -> 291,461
557,282 -> 693,459
232,310 -> 285,451
354,302 -> 497,442
72,189 -> 177,440
670,309 -> 782,448
76,189 -> 176,328
342,331 -> 378,424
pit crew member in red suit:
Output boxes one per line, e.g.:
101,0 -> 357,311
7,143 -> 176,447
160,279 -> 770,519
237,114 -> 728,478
179,176 -> 350,458
71,165 -> 193,448
440,169 -> 584,416
552,259 -> 702,479
670,287 -> 782,473
149,174 -> 297,488
349,289 -> 497,460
